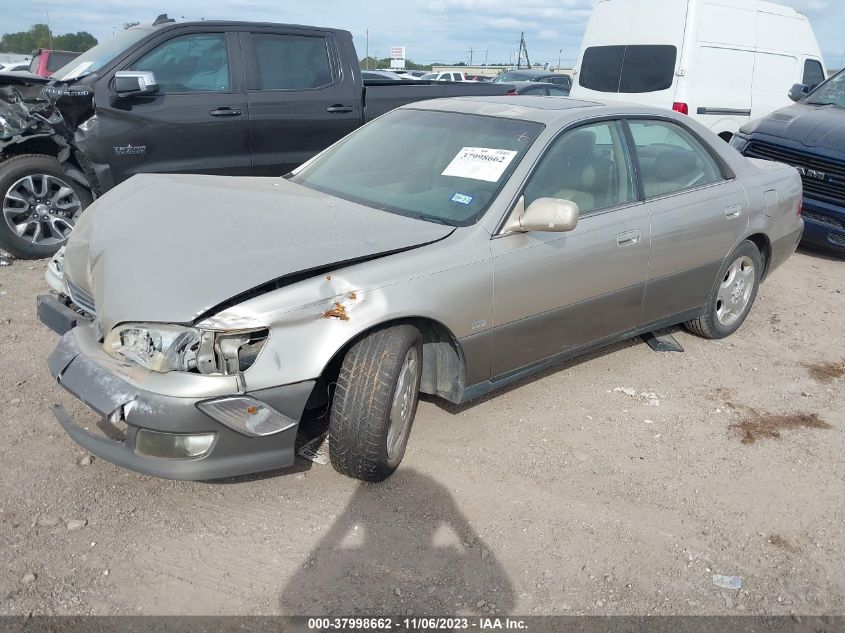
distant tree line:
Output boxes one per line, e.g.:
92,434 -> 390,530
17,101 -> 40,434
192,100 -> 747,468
0,24 -> 98,54
359,57 -> 432,71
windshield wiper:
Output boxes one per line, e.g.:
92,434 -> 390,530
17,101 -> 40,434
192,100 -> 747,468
407,213 -> 455,226
806,101 -> 841,107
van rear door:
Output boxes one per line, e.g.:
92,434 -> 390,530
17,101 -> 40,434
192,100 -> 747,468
571,0 -> 686,108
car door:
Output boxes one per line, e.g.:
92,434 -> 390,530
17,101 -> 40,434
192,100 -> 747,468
490,119 -> 650,378
95,29 -> 251,186
242,29 -> 362,176
627,118 -> 749,326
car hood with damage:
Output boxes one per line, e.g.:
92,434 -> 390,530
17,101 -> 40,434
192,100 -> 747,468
0,72 -> 94,150
63,173 -> 455,331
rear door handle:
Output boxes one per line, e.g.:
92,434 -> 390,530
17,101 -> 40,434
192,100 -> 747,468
724,205 -> 742,219
209,107 -> 242,117
326,105 -> 354,113
617,230 -> 641,247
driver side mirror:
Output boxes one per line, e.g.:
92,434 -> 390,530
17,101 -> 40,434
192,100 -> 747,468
113,71 -> 160,98
788,83 -> 810,102
503,196 -> 580,233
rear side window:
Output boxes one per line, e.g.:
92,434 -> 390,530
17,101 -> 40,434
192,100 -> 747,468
546,75 -> 571,88
130,33 -> 230,92
580,45 -> 677,93
252,33 -> 332,90
628,120 -> 723,198
803,59 -> 825,88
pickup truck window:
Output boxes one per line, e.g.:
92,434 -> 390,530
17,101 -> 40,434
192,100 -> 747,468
805,70 -> 845,107
130,33 -> 230,92
291,109 -> 543,226
252,33 -> 333,90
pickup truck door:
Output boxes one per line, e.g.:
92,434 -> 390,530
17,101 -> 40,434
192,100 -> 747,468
92,29 -> 251,189
241,28 -> 363,176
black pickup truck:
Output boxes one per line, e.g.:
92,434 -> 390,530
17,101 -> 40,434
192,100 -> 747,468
0,17 -> 513,258
731,68 -> 845,255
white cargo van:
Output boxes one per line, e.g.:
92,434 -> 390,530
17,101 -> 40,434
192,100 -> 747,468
569,0 -> 826,140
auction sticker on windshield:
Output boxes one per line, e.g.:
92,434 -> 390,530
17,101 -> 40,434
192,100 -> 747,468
442,147 -> 518,182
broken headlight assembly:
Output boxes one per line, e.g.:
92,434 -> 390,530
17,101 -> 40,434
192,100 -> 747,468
103,323 -> 268,375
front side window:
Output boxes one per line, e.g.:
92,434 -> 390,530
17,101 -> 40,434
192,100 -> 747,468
803,59 -> 825,89
130,33 -> 229,92
628,120 -> 723,198
292,109 -> 543,226
523,121 -> 635,214
579,45 -> 677,93
252,33 -> 332,90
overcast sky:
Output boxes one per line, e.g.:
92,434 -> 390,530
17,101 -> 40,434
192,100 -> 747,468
6,0 -> 844,68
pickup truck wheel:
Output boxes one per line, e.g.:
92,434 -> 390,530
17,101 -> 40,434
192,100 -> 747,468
0,155 -> 91,259
329,324 -> 423,482
685,240 -> 762,339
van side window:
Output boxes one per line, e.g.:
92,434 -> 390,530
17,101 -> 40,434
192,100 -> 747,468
252,34 -> 333,90
130,34 -> 230,92
803,59 -> 825,89
523,121 -> 635,214
628,120 -> 723,198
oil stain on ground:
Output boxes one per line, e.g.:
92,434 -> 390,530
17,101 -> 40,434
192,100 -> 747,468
767,534 -> 797,552
803,360 -> 845,383
729,410 -> 831,444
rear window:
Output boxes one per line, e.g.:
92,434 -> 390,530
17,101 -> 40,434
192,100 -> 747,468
579,45 -> 677,93
46,51 -> 79,72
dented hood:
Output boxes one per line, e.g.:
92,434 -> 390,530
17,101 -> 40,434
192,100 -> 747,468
64,174 -> 453,331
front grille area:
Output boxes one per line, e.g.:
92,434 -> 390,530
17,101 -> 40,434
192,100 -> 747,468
66,280 -> 96,315
802,210 -> 845,230
744,142 -> 845,205
830,232 -> 845,246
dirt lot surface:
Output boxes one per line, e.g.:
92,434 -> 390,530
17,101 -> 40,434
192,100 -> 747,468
0,249 -> 842,616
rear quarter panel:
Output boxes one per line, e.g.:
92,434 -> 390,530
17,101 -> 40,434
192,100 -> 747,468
739,158 -> 803,273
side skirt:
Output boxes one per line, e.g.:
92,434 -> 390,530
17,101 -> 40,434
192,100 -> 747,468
455,307 -> 704,405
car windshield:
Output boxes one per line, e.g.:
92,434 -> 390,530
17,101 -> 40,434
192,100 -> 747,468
805,71 -> 845,107
291,109 -> 543,226
494,71 -> 531,83
52,27 -> 156,81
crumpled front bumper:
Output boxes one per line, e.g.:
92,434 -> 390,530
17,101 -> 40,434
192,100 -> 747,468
45,327 -> 315,480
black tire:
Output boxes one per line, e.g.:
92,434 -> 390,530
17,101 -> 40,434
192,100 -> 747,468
329,324 -> 423,482
685,240 -> 763,339
0,154 -> 92,259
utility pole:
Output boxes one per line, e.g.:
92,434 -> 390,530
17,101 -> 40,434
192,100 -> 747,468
484,50 -> 488,65
516,32 -> 531,69
365,29 -> 369,70
558,48 -> 563,72
468,47 -> 473,65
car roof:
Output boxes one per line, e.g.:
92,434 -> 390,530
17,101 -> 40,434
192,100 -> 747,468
510,81 -> 566,88
404,96 -> 682,124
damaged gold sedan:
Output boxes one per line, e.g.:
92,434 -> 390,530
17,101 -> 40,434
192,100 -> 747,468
38,97 -> 803,481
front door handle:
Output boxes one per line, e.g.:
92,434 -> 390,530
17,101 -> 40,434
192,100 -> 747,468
724,205 -> 742,219
209,107 -> 242,117
617,230 -> 641,247
326,105 -> 354,113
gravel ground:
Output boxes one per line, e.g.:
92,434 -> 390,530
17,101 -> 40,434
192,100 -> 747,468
0,248 -> 842,616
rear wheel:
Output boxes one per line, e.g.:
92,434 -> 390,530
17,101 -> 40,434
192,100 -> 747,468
329,325 -> 423,482
685,240 -> 762,339
0,154 -> 92,259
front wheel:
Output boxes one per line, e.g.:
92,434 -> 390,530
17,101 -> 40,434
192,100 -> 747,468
0,154 -> 92,259
685,240 -> 763,339
329,324 -> 423,482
